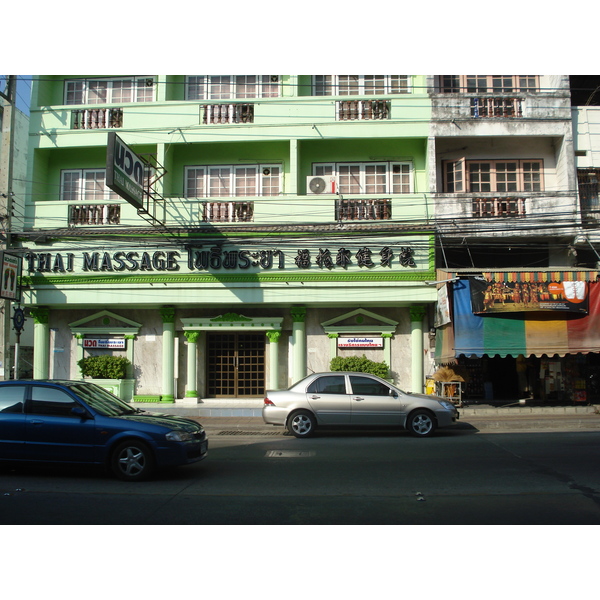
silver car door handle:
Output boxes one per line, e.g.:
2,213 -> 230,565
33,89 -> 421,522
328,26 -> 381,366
353,396 -> 364,401
310,395 -> 320,399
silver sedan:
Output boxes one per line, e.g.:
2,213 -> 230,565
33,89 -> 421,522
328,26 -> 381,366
262,372 -> 459,438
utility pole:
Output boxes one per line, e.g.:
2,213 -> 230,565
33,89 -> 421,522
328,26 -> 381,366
0,76 -> 16,380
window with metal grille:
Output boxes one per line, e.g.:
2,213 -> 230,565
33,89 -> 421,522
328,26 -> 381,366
185,164 -> 281,197
578,168 -> 600,211
313,75 -> 410,96
186,76 -> 280,99
64,77 -> 154,104
313,162 -> 413,194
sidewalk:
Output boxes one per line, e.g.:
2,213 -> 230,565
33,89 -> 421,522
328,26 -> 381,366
132,399 -> 600,433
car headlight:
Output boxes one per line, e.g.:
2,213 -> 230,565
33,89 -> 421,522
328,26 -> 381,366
166,430 -> 194,442
439,401 -> 455,411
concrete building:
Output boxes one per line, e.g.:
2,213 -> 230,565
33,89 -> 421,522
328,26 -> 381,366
21,75 -> 438,403
432,75 -> 600,404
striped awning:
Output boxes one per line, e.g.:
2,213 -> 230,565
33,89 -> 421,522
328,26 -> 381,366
482,270 -> 599,283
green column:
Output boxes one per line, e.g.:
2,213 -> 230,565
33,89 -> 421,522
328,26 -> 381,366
184,331 -> 200,399
410,306 -> 426,394
328,333 -> 339,363
124,334 -> 135,378
290,307 -> 306,383
382,333 -> 393,375
30,307 -> 50,380
266,330 -> 281,390
160,307 -> 175,403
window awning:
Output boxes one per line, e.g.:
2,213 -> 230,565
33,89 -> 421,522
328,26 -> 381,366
436,277 -> 600,359
482,270 -> 598,283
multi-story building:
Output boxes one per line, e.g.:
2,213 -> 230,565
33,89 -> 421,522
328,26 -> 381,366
21,75 -> 438,403
431,75 -> 600,404
19,75 -> 600,405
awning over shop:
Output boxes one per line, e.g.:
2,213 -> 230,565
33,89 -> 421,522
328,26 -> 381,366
482,270 -> 598,283
437,278 -> 600,359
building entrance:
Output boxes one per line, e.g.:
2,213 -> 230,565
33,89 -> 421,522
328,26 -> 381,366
206,333 -> 266,397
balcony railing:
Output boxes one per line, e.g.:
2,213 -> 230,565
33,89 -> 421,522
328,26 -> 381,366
470,97 -> 523,118
336,100 -> 390,121
472,197 -> 526,217
72,108 -> 124,129
202,104 -> 254,124
335,198 -> 392,221
69,204 -> 121,225
202,201 -> 254,222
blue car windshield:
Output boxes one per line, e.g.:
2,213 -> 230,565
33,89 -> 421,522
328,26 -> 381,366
67,383 -> 138,416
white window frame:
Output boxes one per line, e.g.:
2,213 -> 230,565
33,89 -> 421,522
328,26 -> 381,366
184,164 -> 282,198
313,75 -> 411,96
313,162 -> 414,194
64,77 -> 155,105
61,169 -> 120,202
185,76 -> 280,100
443,159 -> 544,192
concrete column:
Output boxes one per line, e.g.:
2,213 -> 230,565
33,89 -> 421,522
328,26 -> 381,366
328,333 -> 339,363
124,334 -> 135,378
30,307 -> 50,379
266,330 -> 281,390
382,333 -> 393,374
183,331 -> 200,401
410,306 -> 426,394
160,307 -> 175,403
290,307 -> 306,383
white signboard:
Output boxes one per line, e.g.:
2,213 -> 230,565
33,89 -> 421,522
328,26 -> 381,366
338,337 -> 383,348
83,338 -> 126,349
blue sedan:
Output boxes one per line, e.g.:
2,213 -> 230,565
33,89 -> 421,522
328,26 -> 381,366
0,380 -> 207,481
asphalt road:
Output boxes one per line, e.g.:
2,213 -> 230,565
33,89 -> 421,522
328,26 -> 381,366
1,426 -> 600,525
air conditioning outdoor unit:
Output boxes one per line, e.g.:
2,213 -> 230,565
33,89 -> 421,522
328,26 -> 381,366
307,175 -> 337,195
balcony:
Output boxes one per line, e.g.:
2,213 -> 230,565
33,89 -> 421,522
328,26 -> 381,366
202,103 -> 254,124
336,100 -> 390,121
72,108 -> 123,129
335,198 -> 392,221
202,201 -> 254,222
470,97 -> 523,118
472,197 -> 526,217
69,204 -> 121,225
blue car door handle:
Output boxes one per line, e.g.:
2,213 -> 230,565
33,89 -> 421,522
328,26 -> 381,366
30,419 -> 44,425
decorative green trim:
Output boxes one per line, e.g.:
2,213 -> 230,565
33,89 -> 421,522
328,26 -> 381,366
161,394 -> 175,403
266,330 -> 281,343
184,390 -> 198,397
410,305 -> 427,322
211,312 -> 252,322
69,310 -> 142,329
184,331 -> 201,344
30,307 -> 49,324
290,307 -> 306,322
22,269 -> 437,287
133,395 -> 162,403
160,307 -> 176,323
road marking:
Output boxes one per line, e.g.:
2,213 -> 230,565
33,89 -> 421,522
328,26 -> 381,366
266,450 -> 315,458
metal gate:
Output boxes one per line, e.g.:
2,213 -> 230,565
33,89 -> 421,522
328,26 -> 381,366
206,333 -> 265,397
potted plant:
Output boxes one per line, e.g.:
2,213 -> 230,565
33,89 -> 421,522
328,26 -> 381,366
330,354 -> 389,379
77,355 -> 134,402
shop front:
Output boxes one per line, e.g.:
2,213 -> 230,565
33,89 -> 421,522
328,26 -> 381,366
435,270 -> 600,404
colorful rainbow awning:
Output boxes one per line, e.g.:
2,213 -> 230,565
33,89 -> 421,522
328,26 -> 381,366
436,277 -> 600,359
482,270 -> 598,283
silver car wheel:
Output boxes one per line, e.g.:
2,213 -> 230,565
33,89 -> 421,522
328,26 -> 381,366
111,440 -> 154,481
407,410 -> 436,437
288,411 -> 316,438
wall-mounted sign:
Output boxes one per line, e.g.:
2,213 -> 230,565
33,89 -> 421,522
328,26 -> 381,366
0,252 -> 21,301
106,132 -> 146,210
338,337 -> 383,348
83,338 -> 126,349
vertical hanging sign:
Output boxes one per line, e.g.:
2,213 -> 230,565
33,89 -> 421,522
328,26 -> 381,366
106,132 -> 145,210
0,252 -> 21,301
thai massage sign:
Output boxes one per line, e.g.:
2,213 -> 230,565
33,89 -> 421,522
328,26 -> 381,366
23,239 -> 427,275
469,276 -> 590,314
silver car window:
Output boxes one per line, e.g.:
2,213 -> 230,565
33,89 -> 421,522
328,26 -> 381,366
307,375 -> 346,394
0,385 -> 26,413
349,376 -> 391,396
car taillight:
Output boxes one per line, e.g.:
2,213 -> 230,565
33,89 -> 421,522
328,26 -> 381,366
264,398 -> 275,406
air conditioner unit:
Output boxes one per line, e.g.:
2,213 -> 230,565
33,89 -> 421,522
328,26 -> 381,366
307,175 -> 337,195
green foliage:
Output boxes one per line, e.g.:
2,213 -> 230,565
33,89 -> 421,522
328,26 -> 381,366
330,354 -> 389,378
78,355 -> 131,379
